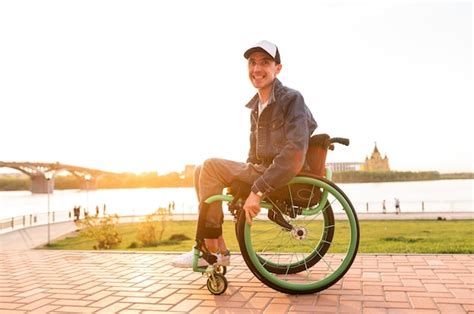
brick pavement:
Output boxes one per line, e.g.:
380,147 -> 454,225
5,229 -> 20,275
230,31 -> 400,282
0,250 -> 472,313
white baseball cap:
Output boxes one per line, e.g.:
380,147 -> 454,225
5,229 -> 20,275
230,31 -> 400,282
244,40 -> 281,64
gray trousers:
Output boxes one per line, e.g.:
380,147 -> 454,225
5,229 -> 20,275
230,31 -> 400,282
194,158 -> 266,239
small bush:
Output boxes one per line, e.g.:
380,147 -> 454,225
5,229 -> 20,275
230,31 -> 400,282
169,234 -> 191,241
79,214 -> 122,250
156,206 -> 173,241
383,236 -> 423,243
128,241 -> 138,249
137,214 -> 158,246
136,206 -> 173,247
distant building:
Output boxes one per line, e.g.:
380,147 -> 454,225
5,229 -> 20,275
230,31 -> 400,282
326,162 -> 363,172
361,142 -> 390,172
182,164 -> 195,179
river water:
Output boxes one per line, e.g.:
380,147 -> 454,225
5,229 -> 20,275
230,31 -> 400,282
0,179 -> 472,221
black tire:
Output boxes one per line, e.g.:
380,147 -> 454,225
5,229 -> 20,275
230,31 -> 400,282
206,273 -> 228,295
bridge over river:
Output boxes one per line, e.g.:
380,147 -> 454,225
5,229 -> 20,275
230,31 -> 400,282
0,162 -> 116,194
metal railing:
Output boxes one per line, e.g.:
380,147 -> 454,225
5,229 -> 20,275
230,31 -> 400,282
0,210 -> 75,234
354,200 -> 473,213
1,199 -> 472,235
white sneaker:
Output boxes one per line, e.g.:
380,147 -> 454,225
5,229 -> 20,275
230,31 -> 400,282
217,250 -> 231,266
171,249 -> 208,268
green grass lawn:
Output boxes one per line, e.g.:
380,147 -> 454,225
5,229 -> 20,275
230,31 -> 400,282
46,220 -> 474,254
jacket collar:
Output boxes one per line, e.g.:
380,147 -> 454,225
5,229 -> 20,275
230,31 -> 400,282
245,78 -> 282,110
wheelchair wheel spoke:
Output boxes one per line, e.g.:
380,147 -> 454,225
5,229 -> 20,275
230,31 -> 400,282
252,222 -> 283,238
287,184 -> 295,209
300,197 -> 336,230
258,228 -> 285,255
305,185 -> 317,209
316,251 -> 335,273
284,253 -> 294,279
296,240 -> 312,282
266,197 -> 284,214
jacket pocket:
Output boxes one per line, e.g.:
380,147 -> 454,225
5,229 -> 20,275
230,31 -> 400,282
271,119 -> 284,130
270,118 -> 286,152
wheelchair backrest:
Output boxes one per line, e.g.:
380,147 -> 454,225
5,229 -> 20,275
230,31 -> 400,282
306,134 -> 331,177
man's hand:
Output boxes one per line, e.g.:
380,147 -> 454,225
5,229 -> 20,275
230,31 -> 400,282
243,191 -> 261,226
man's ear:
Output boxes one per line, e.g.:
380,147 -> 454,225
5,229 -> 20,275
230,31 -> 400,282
275,63 -> 282,75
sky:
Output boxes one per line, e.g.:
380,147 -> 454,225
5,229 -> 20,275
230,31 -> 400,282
0,1 -> 472,175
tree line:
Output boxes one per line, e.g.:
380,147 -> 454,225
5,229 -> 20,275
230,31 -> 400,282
331,171 -> 443,183
0,172 -> 193,191
0,170 -> 471,191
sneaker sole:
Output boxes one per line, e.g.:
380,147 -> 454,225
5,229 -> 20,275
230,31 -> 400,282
215,258 -> 230,267
171,261 -> 208,268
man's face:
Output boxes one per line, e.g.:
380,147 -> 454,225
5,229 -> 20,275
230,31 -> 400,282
247,51 -> 282,90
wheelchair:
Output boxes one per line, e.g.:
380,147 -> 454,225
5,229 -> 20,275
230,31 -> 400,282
192,134 -> 360,295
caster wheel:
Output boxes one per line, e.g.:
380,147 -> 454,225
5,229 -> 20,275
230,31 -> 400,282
215,265 -> 227,275
207,273 -> 228,295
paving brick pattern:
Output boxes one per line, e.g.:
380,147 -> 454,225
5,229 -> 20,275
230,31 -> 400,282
0,251 -> 472,313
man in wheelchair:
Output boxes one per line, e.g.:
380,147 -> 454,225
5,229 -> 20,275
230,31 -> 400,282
172,40 -> 317,268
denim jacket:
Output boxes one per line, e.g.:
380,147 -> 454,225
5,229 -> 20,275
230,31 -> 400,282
246,78 -> 317,196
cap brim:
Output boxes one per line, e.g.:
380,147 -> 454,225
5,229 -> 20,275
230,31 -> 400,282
244,47 -> 274,60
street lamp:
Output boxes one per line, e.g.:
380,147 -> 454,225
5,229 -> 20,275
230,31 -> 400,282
85,174 -> 91,215
44,172 -> 53,245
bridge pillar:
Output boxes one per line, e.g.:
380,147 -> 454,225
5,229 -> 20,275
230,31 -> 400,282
31,175 -> 54,194
81,178 -> 98,190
